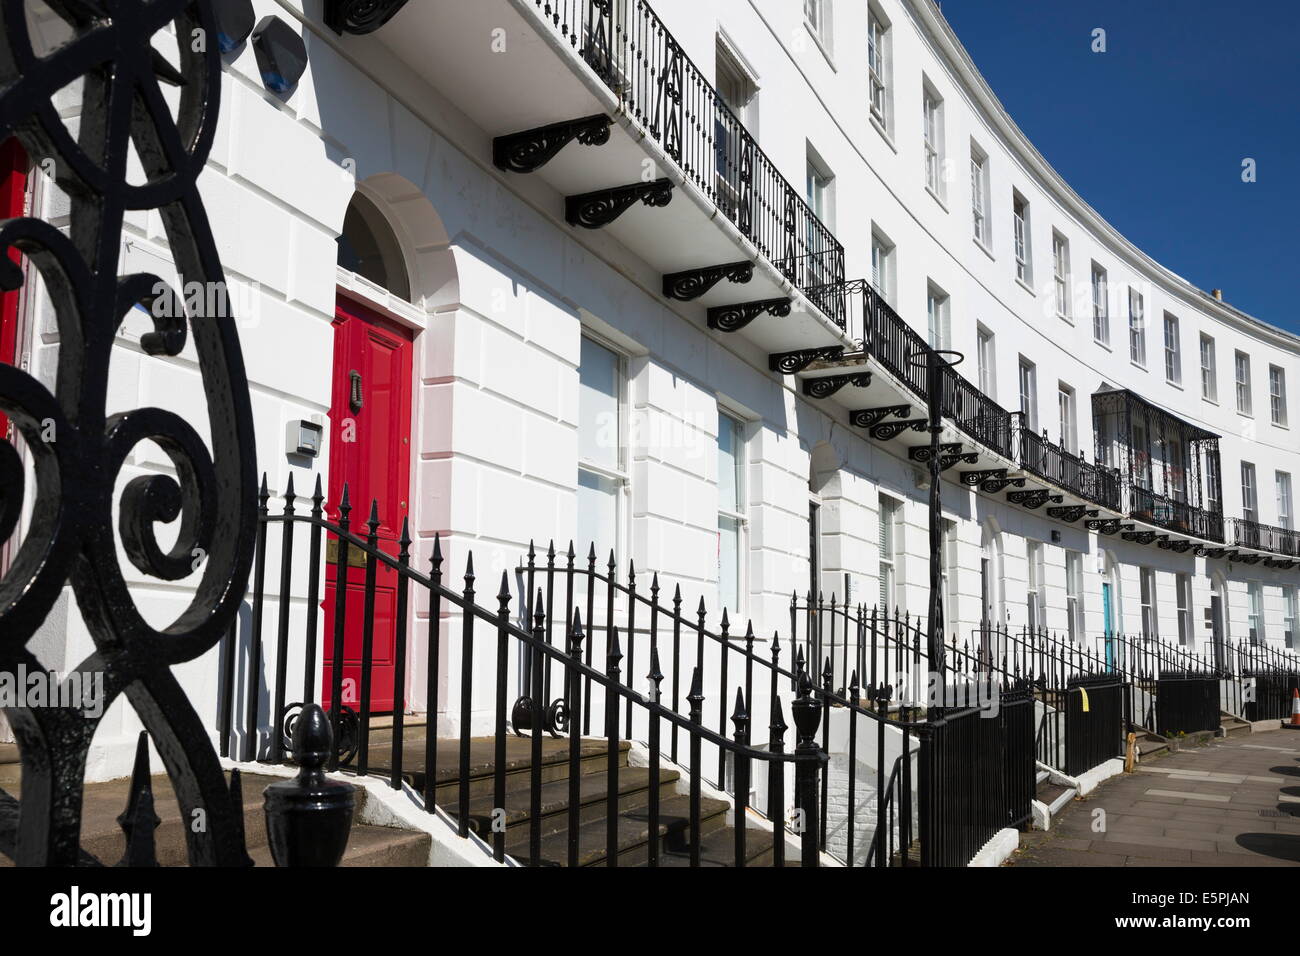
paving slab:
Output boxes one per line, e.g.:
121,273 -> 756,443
1008,729 -> 1300,867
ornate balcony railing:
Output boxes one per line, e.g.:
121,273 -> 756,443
529,0 -> 845,306
1017,424 -> 1122,511
1127,486 -> 1225,543
1227,517 -> 1300,557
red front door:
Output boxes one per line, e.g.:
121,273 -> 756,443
0,139 -> 28,439
321,296 -> 414,714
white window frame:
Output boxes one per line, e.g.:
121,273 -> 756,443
1163,313 -> 1181,384
803,0 -> 831,53
1026,541 -> 1046,634
922,83 -> 944,199
867,9 -> 891,133
878,494 -> 901,611
1270,364 -> 1288,426
1176,573 -> 1191,645
1235,350 -> 1252,415
577,333 -> 630,564
1012,193 -> 1031,285
716,408 -> 748,617
1091,263 -> 1109,345
1065,550 -> 1084,643
926,283 -> 949,351
871,228 -> 894,303
1248,582 -> 1263,644
977,325 -> 996,398
1241,461 -> 1257,523
1128,288 -> 1146,367
1140,568 -> 1158,640
1058,383 -> 1076,455
1018,357 -> 1038,433
970,144 -> 990,247
1200,333 -> 1217,402
1285,587 -> 1298,649
1277,471 -> 1293,531
1051,232 -> 1070,319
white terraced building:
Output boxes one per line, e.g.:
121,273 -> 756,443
2,0 -> 1298,803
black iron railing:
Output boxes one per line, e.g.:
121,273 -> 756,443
1017,422 -> 1121,511
223,480 -> 829,867
1127,486 -> 1225,542
1227,517 -> 1300,557
531,0 -> 844,314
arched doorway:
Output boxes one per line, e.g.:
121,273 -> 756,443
321,191 -> 416,714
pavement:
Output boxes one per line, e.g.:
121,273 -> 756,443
1007,728 -> 1300,867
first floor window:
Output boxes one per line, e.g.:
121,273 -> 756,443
1286,588 -> 1299,649
1019,358 -> 1038,432
1176,573 -> 1192,645
1026,541 -> 1045,634
977,326 -> 995,397
1248,582 -> 1263,644
717,410 -> 745,614
578,336 -> 625,558
871,231 -> 893,301
926,284 -> 949,350
1140,569 -> 1158,639
878,495 -> 900,611
1065,551 -> 1084,643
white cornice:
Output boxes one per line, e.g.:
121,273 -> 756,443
907,0 -> 1300,354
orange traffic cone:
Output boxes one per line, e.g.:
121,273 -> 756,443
1286,688 -> 1300,730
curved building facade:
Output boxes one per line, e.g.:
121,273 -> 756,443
2,0 -> 1296,777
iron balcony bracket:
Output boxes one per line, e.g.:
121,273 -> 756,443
1121,529 -> 1160,545
1197,547 -> 1230,559
801,372 -> 871,399
664,260 -> 754,301
706,297 -> 791,332
850,404 -> 910,428
869,419 -> 928,442
1085,518 -> 1125,535
566,178 -> 674,229
493,114 -> 612,174
1046,505 -> 1099,523
768,346 -> 845,375
325,0 -> 411,34
1006,489 -> 1063,510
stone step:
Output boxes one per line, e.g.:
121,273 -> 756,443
457,766 -> 681,838
505,791 -> 731,866
1220,713 -> 1251,738
363,734 -> 628,801
648,822 -> 780,867
0,769 -> 431,868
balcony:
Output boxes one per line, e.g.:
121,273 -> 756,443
1128,486 -> 1225,544
1018,425 -> 1121,512
350,0 -> 846,356
1228,518 -> 1300,559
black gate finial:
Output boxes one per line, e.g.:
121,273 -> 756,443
0,0 -> 257,865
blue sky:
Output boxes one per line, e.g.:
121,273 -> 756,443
939,0 -> 1300,334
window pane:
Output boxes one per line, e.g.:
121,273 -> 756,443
718,515 -> 740,613
718,412 -> 741,514
577,468 -> 618,557
579,338 -> 619,469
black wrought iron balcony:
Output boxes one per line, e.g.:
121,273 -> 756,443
1227,517 -> 1300,557
1017,424 -> 1121,511
1128,486 -> 1225,543
528,0 -> 845,310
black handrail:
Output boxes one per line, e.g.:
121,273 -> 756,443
1017,419 -> 1121,511
1127,485 -> 1225,543
1227,517 -> 1300,557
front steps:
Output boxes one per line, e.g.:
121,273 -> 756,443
365,731 -> 783,866
1032,768 -> 1076,830
1220,713 -> 1251,737
0,768 -> 430,866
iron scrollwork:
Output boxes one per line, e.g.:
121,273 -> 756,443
511,694 -> 569,738
767,346 -> 844,375
565,178 -> 673,229
850,404 -> 910,429
0,0 -> 257,865
1045,505 -> 1097,523
492,114 -> 612,175
870,419 -> 927,442
663,260 -> 754,301
802,372 -> 871,399
1007,490 -> 1061,510
706,297 -> 790,333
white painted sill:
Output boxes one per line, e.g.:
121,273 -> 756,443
973,237 -> 995,262
869,114 -> 897,153
1015,277 -> 1036,296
